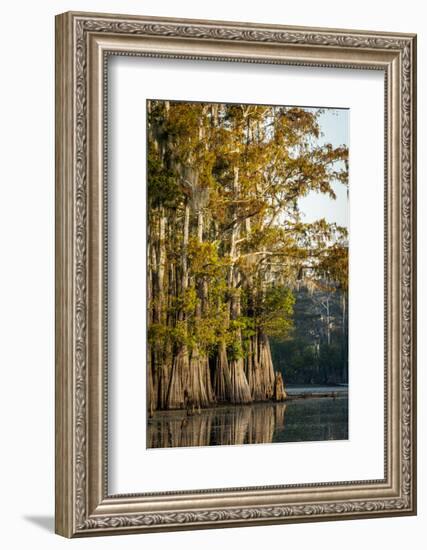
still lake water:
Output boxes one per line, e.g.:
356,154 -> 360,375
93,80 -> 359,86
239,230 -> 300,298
147,394 -> 348,449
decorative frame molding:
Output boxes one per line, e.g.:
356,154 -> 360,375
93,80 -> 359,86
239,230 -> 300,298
55,11 -> 416,537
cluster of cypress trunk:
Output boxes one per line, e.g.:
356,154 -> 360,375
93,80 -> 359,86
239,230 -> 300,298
147,100 -> 348,412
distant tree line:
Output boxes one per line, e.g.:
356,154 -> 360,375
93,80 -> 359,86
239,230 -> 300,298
271,281 -> 348,385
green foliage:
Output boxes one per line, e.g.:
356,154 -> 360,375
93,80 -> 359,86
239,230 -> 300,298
318,243 -> 349,291
271,286 -> 348,385
252,286 -> 295,338
171,320 -> 190,347
188,238 -> 226,278
227,340 -> 245,361
147,322 -> 170,347
147,148 -> 182,209
174,287 -> 197,316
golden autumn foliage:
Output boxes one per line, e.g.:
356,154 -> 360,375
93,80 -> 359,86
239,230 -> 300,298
147,100 -> 348,411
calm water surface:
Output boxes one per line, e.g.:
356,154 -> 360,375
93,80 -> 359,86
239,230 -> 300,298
147,395 -> 348,449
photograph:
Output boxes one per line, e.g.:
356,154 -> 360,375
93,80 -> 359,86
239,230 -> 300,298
146,99 -> 349,449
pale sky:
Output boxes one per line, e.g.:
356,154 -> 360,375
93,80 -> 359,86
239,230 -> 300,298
298,108 -> 349,229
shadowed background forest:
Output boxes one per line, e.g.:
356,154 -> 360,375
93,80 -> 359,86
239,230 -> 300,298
147,100 -> 348,413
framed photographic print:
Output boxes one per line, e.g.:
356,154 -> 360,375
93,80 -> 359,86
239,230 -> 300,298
55,11 -> 417,537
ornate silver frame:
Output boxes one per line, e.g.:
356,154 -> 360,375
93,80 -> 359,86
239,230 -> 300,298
55,11 -> 417,537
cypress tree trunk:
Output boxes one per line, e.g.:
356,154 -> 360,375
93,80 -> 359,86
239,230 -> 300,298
228,326 -> 250,404
187,207 -> 214,409
155,211 -> 171,409
257,330 -> 275,400
166,202 -> 190,409
228,166 -> 252,404
273,371 -> 287,401
246,333 -> 265,400
214,340 -> 232,402
147,220 -> 156,414
157,362 -> 172,410
166,346 -> 188,409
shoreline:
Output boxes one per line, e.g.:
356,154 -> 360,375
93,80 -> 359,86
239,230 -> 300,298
148,390 -> 348,416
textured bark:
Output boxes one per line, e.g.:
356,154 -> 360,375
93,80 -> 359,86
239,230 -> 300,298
257,331 -> 275,400
185,205 -> 215,408
228,166 -> 252,404
157,362 -> 171,410
147,227 -> 156,413
187,347 -> 211,409
246,332 -> 267,401
213,341 -> 232,402
153,212 -> 168,409
147,354 -> 155,417
273,371 -> 287,401
166,346 -> 189,409
229,358 -> 252,404
202,355 -> 215,403
165,202 -> 190,410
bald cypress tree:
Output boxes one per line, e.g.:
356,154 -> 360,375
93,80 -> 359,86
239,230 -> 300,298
147,100 -> 348,411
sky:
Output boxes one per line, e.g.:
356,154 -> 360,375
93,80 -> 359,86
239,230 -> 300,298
298,108 -> 349,229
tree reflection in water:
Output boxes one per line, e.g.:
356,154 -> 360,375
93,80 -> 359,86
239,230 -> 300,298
147,397 -> 348,449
